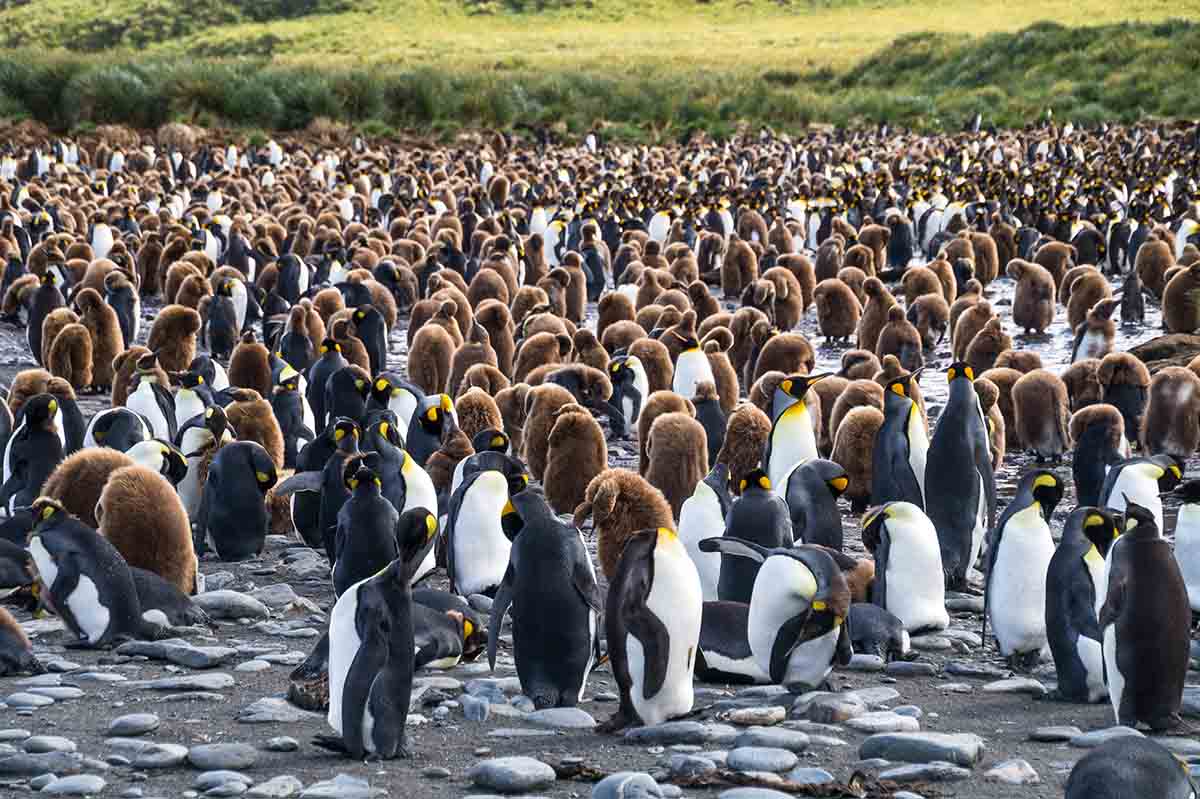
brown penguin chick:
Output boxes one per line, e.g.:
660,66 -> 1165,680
455,387 -> 504,441
829,405 -> 883,513
751,332 -> 816,386
473,299 -> 515,378
1163,262 -> 1200,333
1071,297 -> 1120,363
559,254 -> 588,324
857,277 -> 895,353
1069,404 -> 1126,461
408,322 -> 455,396
906,293 -> 949,351
425,299 -> 465,347
973,376 -> 1006,471
948,278 -> 983,338
537,364 -> 612,409
875,305 -> 924,373
1007,259 -> 1055,334
635,270 -> 668,311
174,274 -> 212,310
993,349 -> 1044,374
494,382 -> 530,454
840,350 -> 881,381
111,346 -> 168,408
978,366 -> 1022,446
829,379 -> 885,447
1163,264 -> 1186,288
96,464 -> 197,594
761,266 -> 804,331
509,285 -> 549,329
1061,358 -> 1103,411
775,253 -> 816,314
813,235 -> 844,282
661,310 -> 702,365
970,231 -> 1001,285
521,383 -> 576,482
459,363 -> 511,397
1097,352 -> 1151,445
572,328 -> 609,372
655,288 -> 690,315
698,312 -> 733,341
813,278 -> 862,344
843,243 -> 874,277
722,235 -> 758,299
687,281 -> 722,323
1143,366 -> 1200,458
47,323 -> 92,391
627,337 -> 673,394
467,268 -> 510,309
73,287 -> 121,390
1066,272 -> 1114,332
748,371 -> 788,418
1,273 -> 37,319
536,267 -> 573,318
810,374 -> 850,456
645,411 -> 710,519
523,308 -> 575,342
700,325 -> 733,353
328,317 -> 370,373
600,320 -> 646,356
543,403 -> 608,516
636,390 -> 694,475
513,331 -> 572,384
162,262 -> 200,307
740,279 -> 777,328
226,388 -> 285,470
857,223 -> 889,273
635,303 -> 667,333
669,253 -> 699,286
1135,235 -> 1173,298
952,301 -> 994,361
1012,369 -> 1071,461
729,306 -> 770,379
40,307 -> 79,367
941,235 -> 974,267
965,317 -> 1012,376
1033,241 -> 1077,292
228,332 -> 272,398
1059,264 -> 1100,307
574,468 -> 674,580
311,287 -> 346,325
704,339 -> 739,414
145,304 -> 201,373
836,266 -> 868,304
425,426 -> 473,499
925,258 -> 958,305
900,266 -> 943,305
41,444 -> 135,528
448,322 -> 498,397
597,291 -> 636,345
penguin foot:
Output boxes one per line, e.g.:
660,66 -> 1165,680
311,735 -> 349,754
597,710 -> 635,735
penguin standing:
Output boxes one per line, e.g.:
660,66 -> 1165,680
272,372 -> 316,470
0,394 -> 63,513
367,416 -> 439,583
126,352 -> 176,443
173,371 -> 211,431
446,468 -> 516,596
194,441 -> 278,561
27,272 -> 64,366
677,463 -> 732,602
925,362 -> 995,589
782,459 -> 848,550
26,498 -> 150,648
716,469 -> 793,604
984,470 -> 1064,670
763,374 -> 828,492
607,355 -> 648,439
599,527 -> 703,732
1099,454 -> 1182,534
317,516 -> 436,760
1071,404 -> 1128,507
870,370 -> 927,508
1046,507 -> 1120,703
104,271 -> 140,349
207,279 -> 239,361
1099,499 -> 1191,730
307,339 -> 347,434
488,486 -> 601,708
1172,480 -> 1200,612
671,334 -> 715,400
175,406 -> 232,520
699,537 -> 852,691
352,305 -> 388,377
862,501 -> 949,633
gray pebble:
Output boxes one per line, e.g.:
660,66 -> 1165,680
31,773 -> 56,789
725,747 -> 797,773
468,756 -> 556,792
0,752 -> 84,775
45,661 -> 81,673
0,729 -> 30,741
944,661 -> 1010,679
982,677 -> 1046,697
461,693 -> 490,722
732,727 -> 809,753
237,698 -> 320,724
880,762 -> 971,782
845,712 -> 920,734
5,692 -> 54,708
23,736 -> 77,753
524,707 -> 596,730
195,771 -> 253,790
984,758 -> 1040,785
132,743 -> 190,769
716,789 -> 792,798
886,661 -> 938,677
188,743 -> 258,771
298,774 -> 386,798
785,767 -> 835,785
108,714 -> 160,737
235,661 -> 271,673
41,774 -> 107,795
859,732 -> 985,767
422,767 -> 451,779
194,591 -> 271,620
1069,726 -> 1144,748
592,771 -> 662,798
668,754 -> 716,778
27,687 -> 84,701
246,775 -> 303,798
263,737 -> 299,753
133,673 -> 235,692
845,654 -> 885,672
1029,725 -> 1082,742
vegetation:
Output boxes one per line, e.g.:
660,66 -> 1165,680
0,0 -> 1195,139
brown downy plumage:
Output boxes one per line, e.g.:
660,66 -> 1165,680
837,266 -> 868,304
73,287 -> 121,390
98,465 -> 197,594
704,339 -> 739,414
857,277 -> 895,353
426,426 -> 473,499
474,299 -> 515,378
900,266 -> 943,306
226,388 -> 285,470
716,401 -> 772,487
1033,241 -> 1077,292
494,382 -> 531,454
830,405 -> 884,513
40,307 -> 79,367
41,447 -> 134,528
952,301 -> 994,361
1012,369 -> 1072,461
408,322 -> 455,396
544,403 -> 608,516
1007,259 -> 1055,334
1061,358 -> 1102,411
645,411 -> 709,519
1069,404 -> 1126,463
1097,352 -> 1151,446
229,332 -> 272,398
1163,262 -> 1200,333
814,235 -> 844,283
813,278 -> 861,344
993,349 -> 1043,374
47,322 -> 92,391
522,383 -> 576,482
776,253 -> 817,314
974,377 -> 1006,471
448,322 -> 498,397
840,350 -> 881,380
458,363 -> 511,397
626,337 -> 673,394
925,258 -> 959,305
329,316 -> 371,372
948,278 -> 983,338
146,304 -> 201,373
1140,367 -> 1200,458
829,379 -> 885,447
965,317 -> 1012,376
752,333 -> 816,386
573,468 -> 674,579
810,375 -> 850,456
597,291 -> 636,345
875,305 -> 924,373
455,387 -> 505,441
572,328 -> 609,372
970,231 -> 1000,285
111,346 -> 168,407
514,331 -> 572,384
722,235 -> 758,299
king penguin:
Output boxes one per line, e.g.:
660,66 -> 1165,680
717,469 -> 793,604
984,470 -> 1064,670
862,501 -> 949,633
607,355 -> 648,439
870,369 -> 927,508
764,373 -> 829,492
445,468 -> 518,597
369,373 -> 423,435
925,362 -> 995,589
671,333 -> 716,400
677,463 -> 732,602
599,527 -> 703,732
173,371 -> 211,431
1172,480 -> 1200,612
126,352 -> 176,443
175,406 -> 233,521
782,459 -> 848,550
1099,454 -> 1182,536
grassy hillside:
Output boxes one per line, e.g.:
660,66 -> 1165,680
0,1 -> 1195,138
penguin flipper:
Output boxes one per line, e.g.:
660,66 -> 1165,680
572,560 -> 603,613
872,531 -> 889,610
274,471 -> 324,495
341,606 -> 389,760
835,617 -> 853,666
697,536 -> 770,562
623,596 -> 671,701
366,667 -> 410,759
487,565 -> 515,671
768,608 -> 813,684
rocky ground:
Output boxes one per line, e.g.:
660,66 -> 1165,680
0,275 -> 1195,799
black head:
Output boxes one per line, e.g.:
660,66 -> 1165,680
946,361 -> 975,383
472,428 -> 509,454
29,497 -> 69,532
204,405 -> 228,439
1027,470 -> 1065,522
737,468 -> 773,496
345,459 -> 380,492
159,442 -> 188,486
181,371 -> 205,390
319,338 -> 341,355
1151,454 -> 1184,492
368,412 -> 403,448
886,367 -> 923,399
249,445 -> 278,493
397,507 -> 438,565
1079,507 -> 1121,558
419,394 -> 454,433
277,372 -> 301,393
776,373 -> 830,401
1122,495 -> 1158,534
135,350 -> 160,373
332,417 -> 361,448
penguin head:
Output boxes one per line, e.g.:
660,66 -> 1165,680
813,460 -> 849,498
29,496 -> 67,530
135,350 -> 160,375
1027,471 -> 1064,522
1079,508 -> 1121,558
368,412 -> 403,448
1149,454 -> 1184,493
155,441 -> 188,486
277,373 -> 300,393
472,429 -> 510,455
1174,479 -> 1200,505
737,468 -> 773,496
352,375 -> 370,399
249,445 -> 278,493
945,361 -> 975,383
319,338 -> 341,355
332,418 -> 361,448
1121,495 -> 1159,535
419,394 -> 454,433
775,373 -> 830,403
24,394 -> 57,427
180,371 -> 205,390
397,507 -> 438,566
203,405 -> 229,440
371,375 -> 399,405
885,368 -> 923,399
344,458 -> 381,493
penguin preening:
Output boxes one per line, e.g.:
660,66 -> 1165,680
862,501 -> 948,634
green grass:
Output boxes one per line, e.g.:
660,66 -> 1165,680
0,1 -> 1196,138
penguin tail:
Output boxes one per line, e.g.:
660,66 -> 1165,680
311,735 -> 349,754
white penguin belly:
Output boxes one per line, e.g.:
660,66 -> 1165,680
884,523 -> 948,632
451,487 -> 510,596
231,282 -> 248,331
1076,634 -> 1107,703
2,420 -> 22,483
1105,472 -> 1164,533
780,624 -> 840,690
969,472 -> 987,569
768,403 -> 817,493
988,508 -> 1053,657
389,392 -> 419,435
1103,624 -> 1125,723
210,362 -> 229,391
67,575 -> 110,644
327,579 -> 365,735
629,533 -> 701,726
29,537 -> 57,592
129,385 -> 171,441
577,530 -> 599,702
672,351 -> 715,400
1075,330 -> 1109,362
1175,505 -> 1200,611
175,391 -> 205,429
677,489 -> 724,602
403,464 -> 439,585
698,648 -> 771,684
906,407 -> 928,502
617,284 -> 639,304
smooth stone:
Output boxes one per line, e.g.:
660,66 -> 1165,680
75,673 -> 126,683
945,661 -> 1010,679
845,654 -> 885,672
982,677 -> 1046,697
41,775 -> 107,795
6,692 -> 53,708
31,773 -> 57,789
246,775 -> 303,798
132,744 -> 189,769
205,783 -> 248,797
725,707 -> 786,726
194,591 -> 271,620
524,707 -> 595,730
893,705 -> 923,718
984,758 -> 1040,785
17,674 -> 62,687
204,572 -> 237,591
257,652 -> 305,666
1029,725 -> 1082,742
45,661 -> 81,673
846,687 -> 901,706
188,744 -> 258,771
27,687 -> 84,700
468,756 -> 556,792
249,585 -> 301,610
422,767 -> 451,779
733,728 -> 809,753
134,674 -> 234,692
299,774 -> 386,799
0,729 -> 30,741
892,794 -> 927,799
886,662 -> 938,677
23,736 -> 77,753
195,771 -> 252,790
725,747 -> 797,773
592,771 -> 663,798
163,692 -> 227,703
668,755 -> 716,778
108,714 -> 160,737
237,698 -> 320,724
939,683 -> 973,693
263,737 -> 299,753
486,728 -> 556,739
859,732 -> 985,767
784,767 -> 834,785
236,661 -> 271,673
944,595 -> 984,613
1069,726 -> 1144,748
800,695 -> 865,724
625,722 -> 729,746
880,762 -> 971,783
716,789 -> 791,798
909,635 -> 952,652
736,686 -> 793,701
0,752 -> 84,775
413,676 -> 462,691
845,712 -> 920,734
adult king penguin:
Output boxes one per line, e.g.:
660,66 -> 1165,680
1099,454 -> 1182,536
716,469 -> 792,604
862,501 -> 949,633
1172,480 -> 1200,612
677,463 -> 732,602
764,373 -> 828,493
870,369 -> 927,508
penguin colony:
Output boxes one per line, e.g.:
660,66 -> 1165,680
0,125 -> 1194,791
